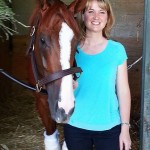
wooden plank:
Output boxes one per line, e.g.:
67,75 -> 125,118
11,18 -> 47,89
140,0 -> 150,149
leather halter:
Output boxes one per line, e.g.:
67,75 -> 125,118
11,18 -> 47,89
27,13 -> 82,93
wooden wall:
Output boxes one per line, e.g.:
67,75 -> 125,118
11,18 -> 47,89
1,0 -> 143,100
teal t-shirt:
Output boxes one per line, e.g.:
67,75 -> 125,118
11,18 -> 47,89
68,40 -> 128,131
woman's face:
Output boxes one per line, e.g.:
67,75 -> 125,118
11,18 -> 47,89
83,0 -> 108,34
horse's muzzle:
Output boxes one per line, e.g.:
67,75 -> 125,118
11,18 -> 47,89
54,107 -> 74,123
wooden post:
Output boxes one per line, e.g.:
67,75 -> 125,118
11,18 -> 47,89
140,0 -> 150,149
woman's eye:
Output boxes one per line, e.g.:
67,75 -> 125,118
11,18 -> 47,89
88,10 -> 94,13
100,11 -> 106,14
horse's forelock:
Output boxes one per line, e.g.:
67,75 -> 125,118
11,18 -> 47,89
68,0 -> 87,14
38,0 -> 56,8
38,2 -> 79,35
46,0 -> 59,5
29,0 -> 54,26
58,4 -> 80,40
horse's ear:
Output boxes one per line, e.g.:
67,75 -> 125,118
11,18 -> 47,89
68,0 -> 87,14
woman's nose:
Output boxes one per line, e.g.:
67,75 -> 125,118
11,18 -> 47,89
93,12 -> 99,19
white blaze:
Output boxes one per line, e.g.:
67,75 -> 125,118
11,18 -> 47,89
59,22 -> 74,114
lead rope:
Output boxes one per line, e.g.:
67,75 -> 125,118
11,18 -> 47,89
0,55 -> 142,94
0,68 -> 47,94
127,56 -> 142,70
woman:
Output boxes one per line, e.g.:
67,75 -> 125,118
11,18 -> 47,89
64,0 -> 131,149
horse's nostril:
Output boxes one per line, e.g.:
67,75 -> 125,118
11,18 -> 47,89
58,98 -> 61,102
56,116 -> 61,123
55,107 -> 70,123
68,107 -> 74,117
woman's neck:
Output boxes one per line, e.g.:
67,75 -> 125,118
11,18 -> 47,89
83,32 -> 106,47
80,31 -> 108,54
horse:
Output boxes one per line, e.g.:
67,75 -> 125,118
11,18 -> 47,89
27,0 -> 86,149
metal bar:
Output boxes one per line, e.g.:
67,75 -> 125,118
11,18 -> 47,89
140,0 -> 150,149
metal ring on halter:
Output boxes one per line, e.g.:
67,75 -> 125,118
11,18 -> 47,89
36,81 -> 42,93
30,26 -> 36,36
77,72 -> 82,79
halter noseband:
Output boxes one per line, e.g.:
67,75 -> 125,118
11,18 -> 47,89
27,13 -> 82,93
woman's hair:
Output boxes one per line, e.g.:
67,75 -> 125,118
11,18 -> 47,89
76,0 -> 115,40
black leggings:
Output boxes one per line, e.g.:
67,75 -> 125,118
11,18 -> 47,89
64,124 -> 121,150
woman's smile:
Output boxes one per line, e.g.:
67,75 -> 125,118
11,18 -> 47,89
91,21 -> 100,25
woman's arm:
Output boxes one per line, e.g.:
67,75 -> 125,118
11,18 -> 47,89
116,61 -> 132,150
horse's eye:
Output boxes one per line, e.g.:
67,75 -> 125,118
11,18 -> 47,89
39,35 -> 50,48
40,38 -> 46,45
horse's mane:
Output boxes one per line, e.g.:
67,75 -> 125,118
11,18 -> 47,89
56,3 -> 80,39
29,1 -> 41,26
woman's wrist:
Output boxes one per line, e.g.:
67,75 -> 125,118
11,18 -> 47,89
121,122 -> 131,128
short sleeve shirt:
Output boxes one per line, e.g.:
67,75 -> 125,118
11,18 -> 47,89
68,40 -> 128,131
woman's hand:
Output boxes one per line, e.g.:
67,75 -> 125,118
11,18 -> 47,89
73,80 -> 78,89
119,126 -> 132,150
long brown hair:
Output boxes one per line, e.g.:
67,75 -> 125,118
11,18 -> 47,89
76,0 -> 115,41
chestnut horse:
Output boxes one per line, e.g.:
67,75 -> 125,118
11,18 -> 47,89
27,0 -> 86,149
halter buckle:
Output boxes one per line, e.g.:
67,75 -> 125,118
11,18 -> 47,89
36,81 -> 42,93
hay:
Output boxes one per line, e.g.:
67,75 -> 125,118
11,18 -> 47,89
0,84 -> 139,150
0,84 -> 45,149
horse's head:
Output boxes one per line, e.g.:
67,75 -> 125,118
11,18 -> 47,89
29,0 -> 86,123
